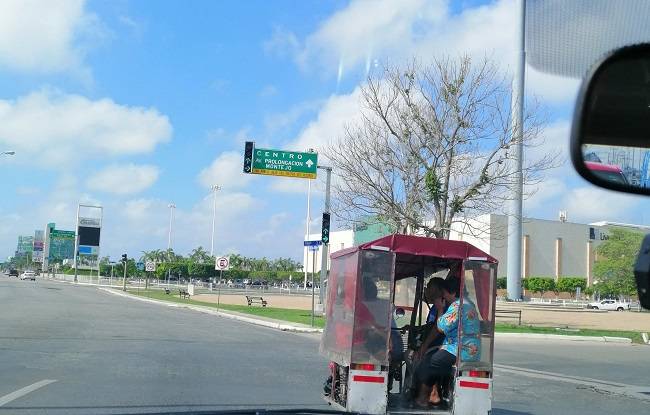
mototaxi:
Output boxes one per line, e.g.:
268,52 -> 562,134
320,234 -> 498,415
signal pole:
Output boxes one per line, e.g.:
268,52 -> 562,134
318,166 -> 332,306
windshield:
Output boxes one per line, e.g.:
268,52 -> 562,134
1,1 -> 649,415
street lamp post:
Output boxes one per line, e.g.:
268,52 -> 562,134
210,185 -> 221,256
168,203 -> 175,286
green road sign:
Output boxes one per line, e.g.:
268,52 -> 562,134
50,230 -> 75,239
251,147 -> 318,179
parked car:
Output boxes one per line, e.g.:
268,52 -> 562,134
9,269 -> 19,277
20,271 -> 36,281
588,299 -> 630,311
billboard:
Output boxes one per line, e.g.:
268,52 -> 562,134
48,229 -> 75,263
16,236 -> 34,256
77,215 -> 101,269
33,230 -> 44,263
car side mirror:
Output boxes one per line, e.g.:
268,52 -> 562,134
571,43 -> 650,310
571,43 -> 650,194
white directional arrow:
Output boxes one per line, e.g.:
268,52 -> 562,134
305,159 -> 314,168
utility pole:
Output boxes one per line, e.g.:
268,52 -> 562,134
210,185 -> 221,256
506,0 -> 525,301
318,166 -> 332,306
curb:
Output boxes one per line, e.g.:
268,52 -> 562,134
495,332 -> 633,344
97,287 -> 323,334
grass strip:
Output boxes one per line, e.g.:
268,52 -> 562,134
129,289 -> 325,328
495,323 -> 643,344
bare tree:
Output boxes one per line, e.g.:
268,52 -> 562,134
325,56 -> 557,238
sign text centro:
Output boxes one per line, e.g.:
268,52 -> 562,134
251,148 -> 318,179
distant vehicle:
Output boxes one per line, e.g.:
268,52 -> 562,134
20,271 -> 36,281
584,161 -> 629,185
9,269 -> 19,277
588,299 -> 630,311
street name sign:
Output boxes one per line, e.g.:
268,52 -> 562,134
215,256 -> 230,271
250,147 -> 318,179
304,240 -> 322,247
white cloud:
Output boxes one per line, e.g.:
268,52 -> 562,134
0,0 -> 101,75
263,26 -> 300,58
563,186 -> 642,223
198,151 -> 253,190
283,0 -> 580,106
286,88 -> 362,154
259,84 -> 278,98
263,99 -> 321,134
0,90 -> 172,167
86,164 -> 159,195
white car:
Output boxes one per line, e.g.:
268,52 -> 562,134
20,271 -> 36,281
588,299 -> 630,311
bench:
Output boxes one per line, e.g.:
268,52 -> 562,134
496,309 -> 522,325
246,295 -> 267,307
179,289 -> 190,299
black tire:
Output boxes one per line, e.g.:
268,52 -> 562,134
617,307 -> 624,311
592,306 -> 599,310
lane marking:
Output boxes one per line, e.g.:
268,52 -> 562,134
0,379 -> 57,407
494,364 -> 650,402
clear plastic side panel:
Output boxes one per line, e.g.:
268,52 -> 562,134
458,261 -> 497,371
350,250 -> 395,366
320,251 -> 360,365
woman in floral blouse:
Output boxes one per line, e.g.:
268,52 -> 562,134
414,277 -> 481,407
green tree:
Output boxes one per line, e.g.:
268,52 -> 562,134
593,227 -> 643,297
524,277 -> 556,297
556,277 -> 587,298
496,278 -> 507,290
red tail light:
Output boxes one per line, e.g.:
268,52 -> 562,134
352,363 -> 376,371
468,370 -> 489,378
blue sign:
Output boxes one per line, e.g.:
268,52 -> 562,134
78,245 -> 94,255
304,240 -> 322,247
308,245 -> 320,251
136,262 -> 145,271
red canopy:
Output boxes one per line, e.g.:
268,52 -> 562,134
332,233 -> 497,263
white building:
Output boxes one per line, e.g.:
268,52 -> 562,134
305,214 -> 650,287
303,229 -> 354,275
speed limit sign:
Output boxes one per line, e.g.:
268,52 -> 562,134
215,256 -> 230,271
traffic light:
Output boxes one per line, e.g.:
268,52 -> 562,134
121,254 -> 127,263
243,141 -> 254,173
321,212 -> 331,244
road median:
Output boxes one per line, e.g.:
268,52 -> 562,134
96,287 -> 643,343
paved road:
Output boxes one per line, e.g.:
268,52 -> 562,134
1,277 -> 648,415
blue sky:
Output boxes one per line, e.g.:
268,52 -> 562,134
1,0 -> 648,262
